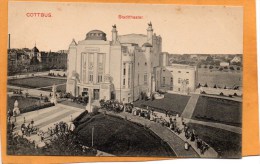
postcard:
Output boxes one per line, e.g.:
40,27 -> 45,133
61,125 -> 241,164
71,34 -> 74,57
1,0 -> 259,163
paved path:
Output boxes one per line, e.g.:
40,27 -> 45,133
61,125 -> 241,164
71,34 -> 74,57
185,118 -> 242,134
181,94 -> 200,119
34,83 -> 66,90
8,85 -> 50,97
11,104 -> 114,156
8,71 -> 49,80
100,109 -> 200,158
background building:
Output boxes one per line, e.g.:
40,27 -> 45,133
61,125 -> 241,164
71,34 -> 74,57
156,53 -> 198,94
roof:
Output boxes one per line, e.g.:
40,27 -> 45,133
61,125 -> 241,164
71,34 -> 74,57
32,46 -> 39,53
142,42 -> 152,47
85,30 -> 107,41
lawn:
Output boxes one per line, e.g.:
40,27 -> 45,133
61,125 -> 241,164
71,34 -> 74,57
192,96 -> 242,127
7,95 -> 40,111
75,113 -> 175,157
198,69 -> 242,88
8,77 -> 66,89
134,93 -> 190,115
187,123 -> 241,158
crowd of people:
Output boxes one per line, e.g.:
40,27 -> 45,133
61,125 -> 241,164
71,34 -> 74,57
100,99 -> 134,113
38,121 -> 76,142
20,120 -> 38,137
101,100 -> 211,156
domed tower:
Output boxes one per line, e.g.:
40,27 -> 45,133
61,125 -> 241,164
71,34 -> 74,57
85,30 -> 107,41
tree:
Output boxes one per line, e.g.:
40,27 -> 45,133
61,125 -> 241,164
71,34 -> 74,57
213,84 -> 217,88
229,66 -> 234,70
204,83 -> 208,87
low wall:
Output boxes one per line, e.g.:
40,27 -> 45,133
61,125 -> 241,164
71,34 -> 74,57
200,87 -> 242,96
50,70 -> 67,76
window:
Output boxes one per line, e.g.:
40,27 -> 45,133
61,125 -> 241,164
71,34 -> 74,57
178,71 -> 181,73
123,78 -> 126,85
144,74 -> 148,85
186,79 -> 189,84
171,77 -> 173,83
89,74 -> 93,82
98,75 -> 103,83
178,78 -> 181,84
163,77 -> 165,85
178,88 -> 180,91
145,62 -> 147,66
128,77 -> 130,88
138,74 -> 140,85
123,63 -> 126,75
186,72 -> 189,73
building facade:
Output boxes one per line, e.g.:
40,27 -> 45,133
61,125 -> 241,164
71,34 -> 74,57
156,53 -> 198,94
66,23 -> 162,103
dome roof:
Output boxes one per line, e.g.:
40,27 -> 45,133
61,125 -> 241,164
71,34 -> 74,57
32,46 -> 39,53
86,30 -> 107,41
142,42 -> 152,47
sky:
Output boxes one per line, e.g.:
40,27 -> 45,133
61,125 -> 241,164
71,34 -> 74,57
8,2 -> 243,54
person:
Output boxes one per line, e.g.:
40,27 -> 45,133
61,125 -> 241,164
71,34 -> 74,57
190,130 -> 196,142
69,122 -> 75,132
184,141 -> 190,151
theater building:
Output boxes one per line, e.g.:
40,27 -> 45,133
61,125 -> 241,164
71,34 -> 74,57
66,23 -> 162,103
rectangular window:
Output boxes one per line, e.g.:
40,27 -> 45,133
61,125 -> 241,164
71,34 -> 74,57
123,63 -> 126,76
128,77 -> 130,88
144,74 -> 148,85
178,78 -> 181,84
98,75 -> 103,83
89,74 -> 93,82
186,79 -> 189,84
163,77 -> 165,85
178,71 -> 181,73
170,77 -> 173,83
138,74 -> 139,85
123,78 -> 126,85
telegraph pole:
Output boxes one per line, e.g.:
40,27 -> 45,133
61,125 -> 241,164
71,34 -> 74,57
91,126 -> 94,147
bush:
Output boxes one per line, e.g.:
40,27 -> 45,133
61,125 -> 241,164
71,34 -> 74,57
213,84 -> 217,88
237,67 -> 240,70
219,67 -> 223,71
204,83 -> 208,87
209,65 -> 214,69
229,95 -> 233,98
201,91 -> 206,94
229,66 -> 234,70
220,92 -> 224,96
234,93 -> 238,96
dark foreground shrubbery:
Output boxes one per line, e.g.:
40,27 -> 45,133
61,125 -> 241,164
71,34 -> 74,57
7,123 -> 97,156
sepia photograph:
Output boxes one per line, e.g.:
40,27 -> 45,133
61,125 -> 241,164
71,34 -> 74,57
6,2 -> 243,158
